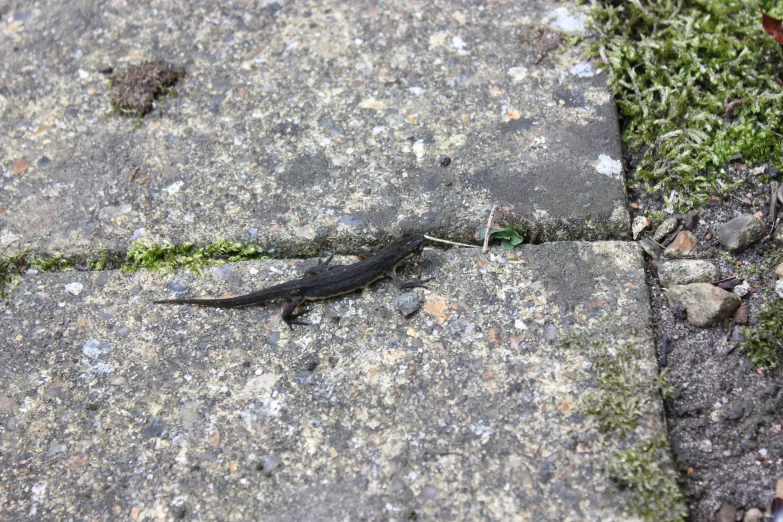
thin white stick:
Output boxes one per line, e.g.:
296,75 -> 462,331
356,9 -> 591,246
482,205 -> 497,254
423,235 -> 480,248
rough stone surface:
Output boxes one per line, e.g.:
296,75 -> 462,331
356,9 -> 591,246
638,237 -> 661,258
653,217 -> 679,243
743,507 -> 764,521
715,504 -> 737,522
632,215 -> 650,240
0,0 -> 627,258
0,242 -> 672,520
665,283 -> 741,328
658,260 -> 719,288
716,215 -> 767,253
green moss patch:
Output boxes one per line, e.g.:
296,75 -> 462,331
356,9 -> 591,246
562,337 -> 686,521
0,248 -> 120,297
123,239 -> 269,274
609,437 -> 689,522
741,299 -> 783,371
584,0 -> 783,209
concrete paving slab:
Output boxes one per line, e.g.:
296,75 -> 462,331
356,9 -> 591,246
1,0 -> 627,257
0,242 -> 677,520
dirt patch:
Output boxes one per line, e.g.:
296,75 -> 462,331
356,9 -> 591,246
111,60 -> 185,117
630,158 -> 783,521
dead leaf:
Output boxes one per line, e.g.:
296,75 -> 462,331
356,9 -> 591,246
761,7 -> 783,45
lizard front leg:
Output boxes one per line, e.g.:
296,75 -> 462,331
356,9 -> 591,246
386,269 -> 433,289
281,296 -> 310,329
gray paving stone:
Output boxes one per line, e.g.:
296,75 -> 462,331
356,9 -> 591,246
1,0 -> 627,257
0,242 -> 674,520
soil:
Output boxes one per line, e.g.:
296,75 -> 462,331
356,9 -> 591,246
628,158 -> 783,521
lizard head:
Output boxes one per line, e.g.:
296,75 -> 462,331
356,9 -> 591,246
397,234 -> 426,257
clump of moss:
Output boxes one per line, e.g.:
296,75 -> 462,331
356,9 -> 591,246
0,248 -> 121,297
740,299 -> 783,371
562,337 -> 687,521
123,239 -> 268,274
111,60 -> 185,117
564,339 -> 664,437
584,0 -> 783,209
609,437 -> 689,522
0,252 -> 28,297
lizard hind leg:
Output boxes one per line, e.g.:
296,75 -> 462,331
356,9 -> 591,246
282,296 -> 310,329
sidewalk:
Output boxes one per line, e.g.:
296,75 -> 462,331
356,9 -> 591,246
0,1 -> 679,520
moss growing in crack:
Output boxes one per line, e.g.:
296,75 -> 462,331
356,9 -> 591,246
0,252 -> 28,298
583,0 -> 783,209
740,300 -> 783,372
123,239 -> 269,274
609,437 -> 688,522
561,337 -> 686,521
0,248 -> 122,297
563,339 -> 660,437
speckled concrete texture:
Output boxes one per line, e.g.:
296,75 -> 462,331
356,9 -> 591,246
1,242 -> 670,520
1,0 -> 627,257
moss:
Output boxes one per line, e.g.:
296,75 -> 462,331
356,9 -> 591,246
0,248 -> 123,297
564,339 -> 662,437
740,299 -> 783,371
609,437 -> 688,522
123,239 -> 269,274
562,337 -> 686,521
583,0 -> 783,209
0,252 -> 28,298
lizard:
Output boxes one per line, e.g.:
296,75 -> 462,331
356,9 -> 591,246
153,234 -> 430,328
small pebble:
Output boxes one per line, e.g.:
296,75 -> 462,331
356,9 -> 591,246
168,281 -> 189,295
97,64 -> 113,74
395,290 -> 424,317
715,504 -> 736,522
734,305 -> 749,325
777,280 -> 783,300
653,217 -> 679,243
744,508 -> 764,521
733,280 -> 750,298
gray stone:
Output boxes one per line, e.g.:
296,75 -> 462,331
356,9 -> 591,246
733,280 -> 750,298
776,280 -> 783,299
658,260 -> 719,288
717,215 -> 766,253
394,290 -> 425,317
638,238 -> 662,258
0,0 -> 627,259
665,283 -> 741,327
715,504 -> 737,522
0,242 -> 676,520
632,215 -> 650,240
653,217 -> 679,242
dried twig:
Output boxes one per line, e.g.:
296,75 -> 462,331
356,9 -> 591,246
770,181 -> 779,226
482,206 -> 497,254
423,235 -> 479,249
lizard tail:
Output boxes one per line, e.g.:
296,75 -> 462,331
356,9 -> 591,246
153,295 -> 264,308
